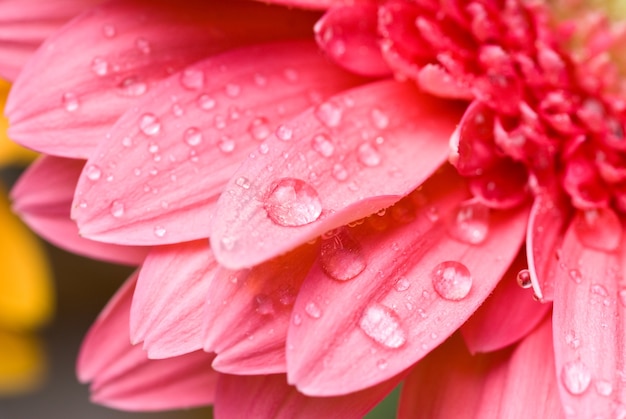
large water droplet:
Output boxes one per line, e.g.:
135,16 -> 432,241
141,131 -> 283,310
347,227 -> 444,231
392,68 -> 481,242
118,76 -> 147,96
183,127 -> 203,146
62,92 -> 79,112
357,142 -> 381,167
139,113 -> 161,136
431,261 -> 472,301
311,133 -> 335,157
180,68 -> 204,90
264,178 -> 322,227
315,101 -> 343,127
85,164 -> 102,181
359,304 -> 407,349
516,269 -> 532,289
110,200 -> 125,218
561,360 -> 591,395
319,227 -> 366,281
574,208 -> 622,252
447,200 -> 490,245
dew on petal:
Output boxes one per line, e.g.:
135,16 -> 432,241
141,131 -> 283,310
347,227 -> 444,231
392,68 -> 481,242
319,227 -> 366,281
447,200 -> 490,245
139,113 -> 161,136
235,177 -> 251,190
218,136 -> 236,154
304,301 -> 322,319
371,107 -> 390,129
315,101 -> 343,127
91,57 -> 109,76
180,68 -> 204,90
311,133 -> 335,157
62,92 -> 79,112
332,163 -> 349,182
85,164 -> 102,181
264,178 -> 322,227
619,289 -> 626,307
292,313 -> 302,326
595,380 -> 613,397
561,360 -> 591,395
431,261 -> 472,301
394,277 -> 411,292
248,117 -> 271,140
110,200 -> 125,218
276,124 -> 293,141
574,208 -> 622,252
358,304 -> 407,349
569,268 -> 583,284
117,76 -> 148,96
516,269 -> 532,289
183,127 -> 203,146
255,294 -> 275,316
225,83 -> 241,97
153,226 -> 167,238
357,142 -> 382,167
197,94 -> 216,110
565,330 -> 581,349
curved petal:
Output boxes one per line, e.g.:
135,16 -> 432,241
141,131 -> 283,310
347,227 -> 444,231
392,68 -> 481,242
77,273 -> 218,411
6,0 -> 319,158
131,241 -> 217,359
286,165 -> 529,396
314,4 -> 392,77
205,243 -> 318,375
552,213 -> 626,418
460,250 -> 551,354
211,80 -> 463,270
215,373 -> 400,419
399,319 -> 562,418
11,156 -> 149,265
71,40 -> 364,245
0,0 -> 101,81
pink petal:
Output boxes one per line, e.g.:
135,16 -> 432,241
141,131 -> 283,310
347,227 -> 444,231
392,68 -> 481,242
399,319 -> 562,418
0,0 -> 100,80
215,373 -> 400,419
6,0 -> 319,158
77,273 -> 218,411
71,40 -> 364,245
460,250 -> 551,353
286,165 -> 529,396
130,241 -> 217,359
211,80 -> 463,270
526,192 -> 572,302
11,156 -> 148,265
416,64 -> 473,99
314,4 -> 392,77
552,214 -> 626,417
205,244 -> 318,375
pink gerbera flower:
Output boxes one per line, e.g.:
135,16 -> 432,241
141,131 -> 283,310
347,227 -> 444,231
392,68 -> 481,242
5,0 -> 626,417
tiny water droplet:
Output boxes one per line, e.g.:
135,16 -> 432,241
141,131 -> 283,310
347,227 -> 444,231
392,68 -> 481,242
62,92 -> 79,112
135,37 -> 151,54
332,163 -> 349,182
225,83 -> 241,97
122,136 -> 133,147
255,294 -> 275,316
359,304 -> 407,349
253,73 -> 268,87
235,176 -> 251,189
431,261 -> 472,301
110,201 -> 125,218
293,313 -> 302,326
197,94 -> 216,110
315,101 -> 343,127
569,268 -> 583,284
565,330 -> 581,349
180,68 -> 204,90
447,200 -> 490,244
248,117 -> 271,140
516,269 -> 532,289
218,136 -> 235,153
371,107 -> 390,129
276,124 -> 293,141
311,133 -> 335,157
394,277 -> 411,292
183,127 -> 203,146
376,359 -> 388,370
117,76 -> 147,96
85,164 -> 102,181
264,178 -> 322,227
171,103 -> 184,117
153,225 -> 167,238
561,360 -> 591,395
595,380 -> 613,397
319,227 -> 366,281
139,113 -> 161,136
91,56 -> 109,76
304,302 -> 322,319
148,142 -> 159,153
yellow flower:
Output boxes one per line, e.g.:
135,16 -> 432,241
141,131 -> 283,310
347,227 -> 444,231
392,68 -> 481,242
0,78 -> 53,395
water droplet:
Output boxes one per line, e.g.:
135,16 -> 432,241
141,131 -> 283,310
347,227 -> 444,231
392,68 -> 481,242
253,73 -> 268,87
516,269 -> 532,289
561,360 -> 591,395
591,283 -> 608,297
218,136 -> 235,153
62,92 -> 79,112
569,268 -> 583,284
139,113 -> 161,136
371,108 -> 390,129
225,83 -> 240,97
153,225 -> 167,238
283,67 -> 299,82
122,136 -> 133,147
394,277 -> 411,292
148,142 -> 159,153
292,313 -> 302,326
332,163 -> 349,182
180,68 -> 204,90
197,94 -> 216,110
359,304 -> 407,349
117,76 -> 147,96
255,294 -> 275,315
102,24 -> 116,38
235,176 -> 251,189
264,178 -> 322,227
595,379 -> 613,397
447,200 -> 490,244
574,208 -> 622,252
183,127 -> 203,146
311,133 -> 335,157
304,301 -> 322,319
248,117 -> 271,140
110,200 -> 125,218
91,57 -> 109,76
619,288 -> 626,306
171,103 -> 184,117
376,359 -> 388,370
276,125 -> 293,141
135,37 -> 151,54
431,261 -> 472,301
565,330 -> 581,349
319,227 -> 366,281
315,100 -> 343,127
85,164 -> 102,181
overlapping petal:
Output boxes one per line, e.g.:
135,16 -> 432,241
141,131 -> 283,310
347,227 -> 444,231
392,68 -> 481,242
286,165 -> 529,395
71,41 -> 364,245
5,0 -> 319,158
211,80 -> 463,270
11,155 -> 149,265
